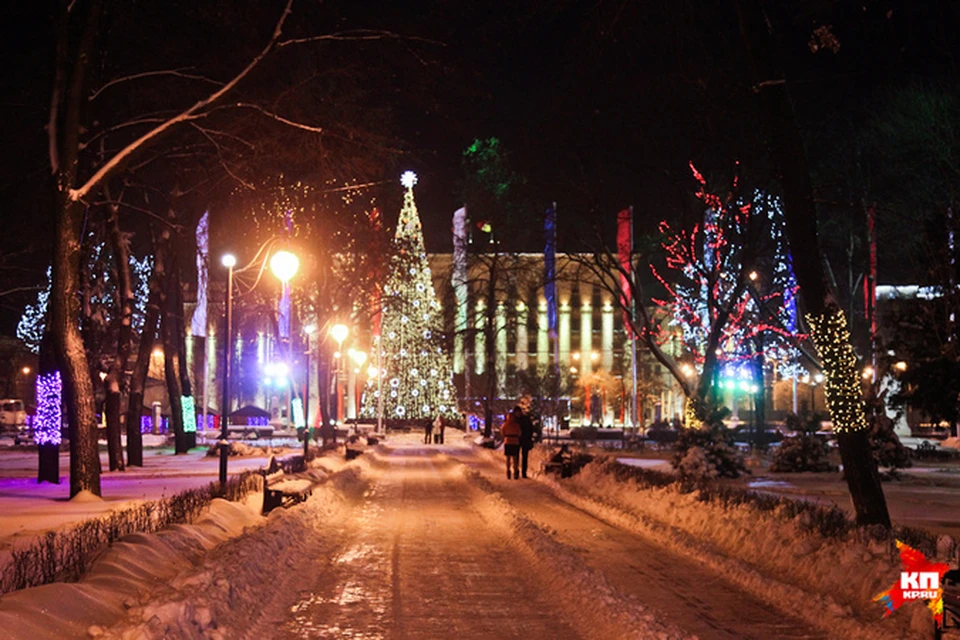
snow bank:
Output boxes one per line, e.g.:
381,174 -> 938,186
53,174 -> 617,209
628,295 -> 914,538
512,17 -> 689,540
545,458 -> 936,640
461,466 -> 691,640
96,458 -> 372,639
0,499 -> 261,640
0,450 -> 373,639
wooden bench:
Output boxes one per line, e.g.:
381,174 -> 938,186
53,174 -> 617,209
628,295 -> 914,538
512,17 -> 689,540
260,465 -> 315,514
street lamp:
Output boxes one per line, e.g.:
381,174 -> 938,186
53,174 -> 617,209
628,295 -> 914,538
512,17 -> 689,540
330,324 -> 349,427
303,323 -> 317,458
269,250 -> 299,283
219,245 -> 299,488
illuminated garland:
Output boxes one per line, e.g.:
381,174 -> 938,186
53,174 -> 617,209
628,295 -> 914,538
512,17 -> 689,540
683,397 -> 702,429
35,371 -> 62,446
806,309 -> 867,433
181,396 -> 197,433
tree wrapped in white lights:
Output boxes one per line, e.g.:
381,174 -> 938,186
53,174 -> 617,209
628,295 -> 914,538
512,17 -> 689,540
360,172 -> 458,422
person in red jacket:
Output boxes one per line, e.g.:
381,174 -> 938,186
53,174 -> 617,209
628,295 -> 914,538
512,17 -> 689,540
501,407 -> 523,479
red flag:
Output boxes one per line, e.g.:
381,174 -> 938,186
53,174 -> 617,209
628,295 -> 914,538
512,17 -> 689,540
617,208 -> 634,336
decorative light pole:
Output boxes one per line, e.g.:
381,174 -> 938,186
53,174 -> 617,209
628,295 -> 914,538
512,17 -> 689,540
219,245 -> 299,488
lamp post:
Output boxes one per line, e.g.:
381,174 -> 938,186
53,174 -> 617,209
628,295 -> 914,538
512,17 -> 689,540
331,324 -> 349,428
219,246 -> 299,488
303,323 -> 317,458
219,253 -> 236,487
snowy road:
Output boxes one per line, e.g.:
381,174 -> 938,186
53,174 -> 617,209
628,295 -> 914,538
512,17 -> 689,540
277,448 -> 578,639
266,443 -> 824,640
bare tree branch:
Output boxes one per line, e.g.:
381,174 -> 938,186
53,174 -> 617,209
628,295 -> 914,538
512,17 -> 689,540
89,69 -> 225,101
229,102 -> 324,133
68,0 -> 295,203
277,30 -> 444,48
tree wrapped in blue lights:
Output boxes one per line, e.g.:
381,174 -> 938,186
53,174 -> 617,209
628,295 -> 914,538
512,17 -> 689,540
360,172 -> 458,422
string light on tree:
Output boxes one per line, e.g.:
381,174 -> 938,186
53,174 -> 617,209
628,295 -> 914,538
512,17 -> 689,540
360,172 -> 457,420
651,166 -> 804,378
806,310 -> 867,434
35,371 -> 63,446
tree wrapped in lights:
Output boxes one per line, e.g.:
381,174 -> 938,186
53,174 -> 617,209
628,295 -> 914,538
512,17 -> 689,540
651,165 -> 804,409
360,172 -> 458,422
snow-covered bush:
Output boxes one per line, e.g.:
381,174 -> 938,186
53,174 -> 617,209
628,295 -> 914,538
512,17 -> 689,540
671,425 -> 747,479
864,395 -> 911,475
770,434 -> 838,472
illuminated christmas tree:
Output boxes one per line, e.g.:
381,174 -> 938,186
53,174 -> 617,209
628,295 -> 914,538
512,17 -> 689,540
361,172 -> 458,421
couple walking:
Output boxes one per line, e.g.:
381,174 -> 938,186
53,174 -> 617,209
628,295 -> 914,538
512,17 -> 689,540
501,406 -> 535,479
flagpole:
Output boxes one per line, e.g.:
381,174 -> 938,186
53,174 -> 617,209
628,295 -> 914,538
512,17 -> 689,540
629,206 -> 640,432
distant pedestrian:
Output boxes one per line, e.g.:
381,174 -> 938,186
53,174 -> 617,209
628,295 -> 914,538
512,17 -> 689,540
501,407 -> 522,479
424,419 -> 433,445
518,408 -> 535,479
434,414 -> 445,444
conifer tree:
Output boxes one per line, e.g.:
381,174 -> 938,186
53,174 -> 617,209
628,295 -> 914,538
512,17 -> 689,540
361,172 -> 458,422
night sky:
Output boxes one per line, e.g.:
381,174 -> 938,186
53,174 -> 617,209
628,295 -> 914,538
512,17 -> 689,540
1,0 -> 958,332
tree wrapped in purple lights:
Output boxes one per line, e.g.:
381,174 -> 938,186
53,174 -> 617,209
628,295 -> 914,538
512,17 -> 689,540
35,371 -> 63,446
35,368 -> 62,484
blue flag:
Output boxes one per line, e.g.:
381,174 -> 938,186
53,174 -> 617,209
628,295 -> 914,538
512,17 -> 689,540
544,204 -> 558,337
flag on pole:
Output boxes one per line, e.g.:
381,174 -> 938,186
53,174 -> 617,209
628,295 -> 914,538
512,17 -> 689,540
369,207 -> 383,337
544,203 -> 558,337
617,208 -> 634,335
453,207 -> 468,373
190,212 -> 209,337
279,210 -> 294,339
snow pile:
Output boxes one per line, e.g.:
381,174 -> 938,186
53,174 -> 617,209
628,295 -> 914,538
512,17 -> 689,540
461,466 -> 691,640
0,451 -> 373,639
546,459 -> 935,640
0,499 -> 262,640
97,459 -> 373,639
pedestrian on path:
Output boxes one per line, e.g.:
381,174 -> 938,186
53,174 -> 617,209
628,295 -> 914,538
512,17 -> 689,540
424,418 -> 434,445
433,414 -> 445,444
518,408 -> 535,478
501,407 -> 522,479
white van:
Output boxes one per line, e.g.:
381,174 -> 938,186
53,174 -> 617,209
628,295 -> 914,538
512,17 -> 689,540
0,399 -> 26,428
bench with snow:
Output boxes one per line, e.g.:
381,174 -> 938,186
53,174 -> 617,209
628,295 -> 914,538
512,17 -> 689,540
260,460 -> 315,514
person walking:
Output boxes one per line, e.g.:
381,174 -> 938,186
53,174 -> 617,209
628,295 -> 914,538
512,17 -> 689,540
501,407 -> 522,479
518,408 -> 535,479
433,414 -> 444,444
424,418 -> 433,445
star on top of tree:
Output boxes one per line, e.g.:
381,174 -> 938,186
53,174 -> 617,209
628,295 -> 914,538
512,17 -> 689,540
400,170 -> 418,190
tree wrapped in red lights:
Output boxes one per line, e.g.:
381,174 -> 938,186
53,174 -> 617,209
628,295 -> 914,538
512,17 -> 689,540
650,164 -> 804,406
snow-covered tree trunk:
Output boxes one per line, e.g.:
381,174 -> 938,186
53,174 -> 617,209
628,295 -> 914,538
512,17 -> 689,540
162,248 -> 188,455
49,0 -> 103,497
104,202 -> 133,472
125,233 -> 167,466
173,251 -> 195,449
736,0 -> 890,526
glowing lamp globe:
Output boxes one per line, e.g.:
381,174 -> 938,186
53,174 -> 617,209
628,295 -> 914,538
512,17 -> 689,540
350,350 -> 368,367
331,323 -> 349,345
221,254 -> 237,268
270,250 -> 299,282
